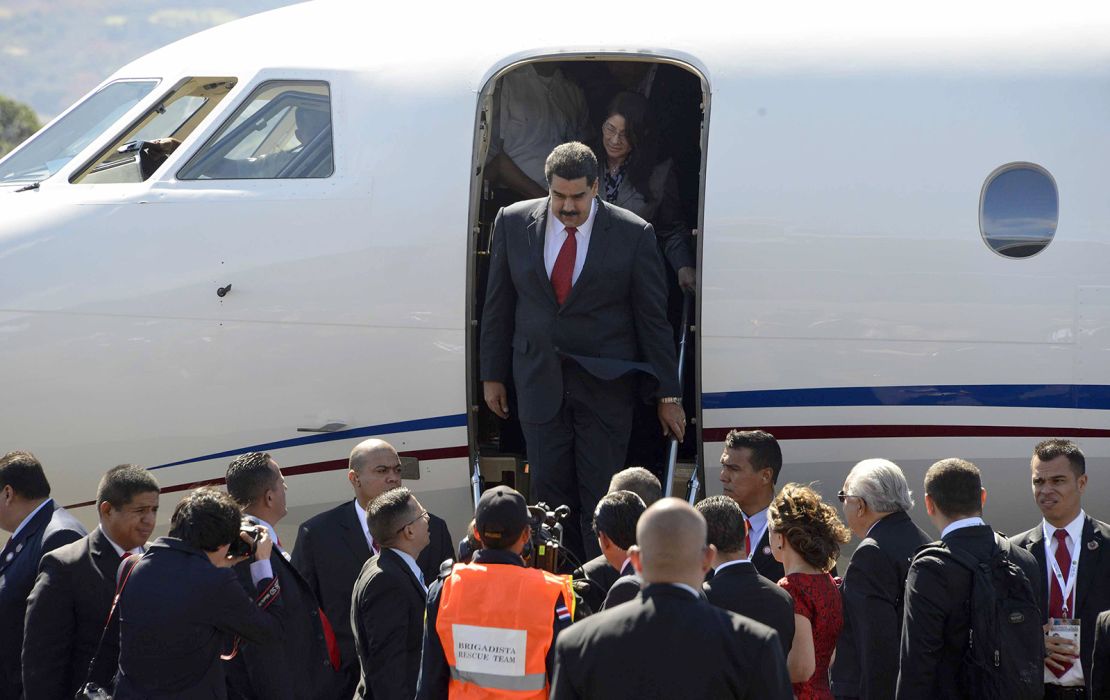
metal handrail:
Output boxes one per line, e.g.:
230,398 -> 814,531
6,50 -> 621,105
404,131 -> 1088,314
471,456 -> 483,508
664,290 -> 692,498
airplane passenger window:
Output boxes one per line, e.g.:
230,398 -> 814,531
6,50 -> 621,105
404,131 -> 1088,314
178,81 -> 333,180
980,163 -> 1058,258
70,77 -> 237,185
0,79 -> 158,185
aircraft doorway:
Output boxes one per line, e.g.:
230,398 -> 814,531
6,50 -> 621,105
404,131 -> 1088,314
465,55 -> 708,508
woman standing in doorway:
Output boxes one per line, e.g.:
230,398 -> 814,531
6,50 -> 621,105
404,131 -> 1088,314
592,91 -> 695,292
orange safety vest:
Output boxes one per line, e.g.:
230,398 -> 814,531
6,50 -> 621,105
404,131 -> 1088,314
435,561 -> 574,699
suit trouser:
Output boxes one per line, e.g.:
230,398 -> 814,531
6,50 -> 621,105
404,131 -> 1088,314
520,362 -> 636,565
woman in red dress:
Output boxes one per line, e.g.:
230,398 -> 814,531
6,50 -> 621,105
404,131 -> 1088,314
769,483 -> 851,700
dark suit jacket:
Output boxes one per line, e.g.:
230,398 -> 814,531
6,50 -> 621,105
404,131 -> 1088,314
479,196 -> 680,424
704,560 -> 794,655
1011,513 -> 1110,694
108,537 -> 284,700
601,158 -> 694,274
22,527 -> 129,699
351,549 -> 427,700
601,561 -> 639,609
896,524 -> 1041,700
572,554 -> 620,613
291,500 -> 453,674
551,584 -> 792,699
1092,610 -> 1110,699
0,500 -> 86,698
749,527 -> 786,583
228,543 -> 338,700
831,510 -> 932,699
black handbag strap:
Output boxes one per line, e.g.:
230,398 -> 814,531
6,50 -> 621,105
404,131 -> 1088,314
81,553 -> 142,692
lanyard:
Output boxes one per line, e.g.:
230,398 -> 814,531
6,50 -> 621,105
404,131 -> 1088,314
1049,536 -> 1080,617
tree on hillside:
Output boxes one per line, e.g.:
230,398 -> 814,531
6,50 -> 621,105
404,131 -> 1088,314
0,95 -> 41,158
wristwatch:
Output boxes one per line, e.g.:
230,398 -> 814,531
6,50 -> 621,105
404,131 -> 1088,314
658,397 -> 682,405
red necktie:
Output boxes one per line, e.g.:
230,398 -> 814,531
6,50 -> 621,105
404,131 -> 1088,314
744,519 -> 752,557
1048,528 -> 1074,677
550,226 -> 578,305
318,608 -> 342,670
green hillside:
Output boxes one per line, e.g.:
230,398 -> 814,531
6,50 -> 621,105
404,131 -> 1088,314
0,1 -> 300,121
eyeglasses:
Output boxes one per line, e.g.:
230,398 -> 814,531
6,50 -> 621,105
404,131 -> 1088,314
837,490 -> 864,503
602,122 -> 629,144
397,509 -> 429,533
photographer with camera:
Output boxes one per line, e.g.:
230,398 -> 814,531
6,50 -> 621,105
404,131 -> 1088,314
225,452 -> 340,700
417,486 -> 575,700
102,487 -> 285,699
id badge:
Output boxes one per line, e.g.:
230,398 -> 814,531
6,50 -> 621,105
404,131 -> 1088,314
1048,617 -> 1081,650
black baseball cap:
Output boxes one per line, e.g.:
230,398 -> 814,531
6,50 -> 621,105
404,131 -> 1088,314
474,486 -> 529,544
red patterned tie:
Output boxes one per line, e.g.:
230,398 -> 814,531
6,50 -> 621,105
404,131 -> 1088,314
744,518 -> 752,557
550,226 -> 578,305
1048,528 -> 1073,677
318,608 -> 342,670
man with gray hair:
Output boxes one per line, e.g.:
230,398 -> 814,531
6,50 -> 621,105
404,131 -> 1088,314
480,141 -> 683,561
831,458 -> 931,700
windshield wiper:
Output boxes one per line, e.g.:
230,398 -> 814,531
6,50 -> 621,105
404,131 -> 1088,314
14,182 -> 40,192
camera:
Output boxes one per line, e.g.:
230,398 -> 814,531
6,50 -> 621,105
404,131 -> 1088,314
525,502 -> 570,572
227,519 -> 263,559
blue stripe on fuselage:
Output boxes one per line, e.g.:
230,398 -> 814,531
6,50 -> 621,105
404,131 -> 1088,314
149,413 -> 468,470
702,384 -> 1110,411
150,384 -> 1110,471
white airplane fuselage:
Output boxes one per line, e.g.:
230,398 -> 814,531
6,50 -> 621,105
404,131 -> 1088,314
2,2 -> 1108,546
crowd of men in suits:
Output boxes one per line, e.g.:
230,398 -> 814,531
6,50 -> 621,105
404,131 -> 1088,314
0,122 -> 1106,696
3,429 -> 1110,699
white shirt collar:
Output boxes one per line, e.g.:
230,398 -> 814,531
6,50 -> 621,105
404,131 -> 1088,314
546,196 -> 597,237
389,547 -> 426,592
713,559 -> 749,574
543,197 -> 598,284
941,516 -> 986,539
353,498 -> 375,550
11,498 -> 53,539
249,515 -> 280,551
666,582 -> 702,599
1042,510 -> 1085,547
98,525 -> 144,558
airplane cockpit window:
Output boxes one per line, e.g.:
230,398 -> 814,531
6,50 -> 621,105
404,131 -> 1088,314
178,81 -> 333,180
70,77 -> 237,185
980,163 -> 1058,259
0,79 -> 158,185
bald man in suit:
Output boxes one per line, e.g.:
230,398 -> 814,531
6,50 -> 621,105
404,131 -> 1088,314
551,499 -> 791,699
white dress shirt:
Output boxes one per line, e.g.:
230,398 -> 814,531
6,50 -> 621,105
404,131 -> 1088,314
1042,510 -> 1085,686
488,64 -> 588,189
243,515 -> 277,583
99,525 -> 144,558
741,506 -> 770,556
544,198 -> 597,284
940,516 -> 986,539
353,498 -> 377,552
